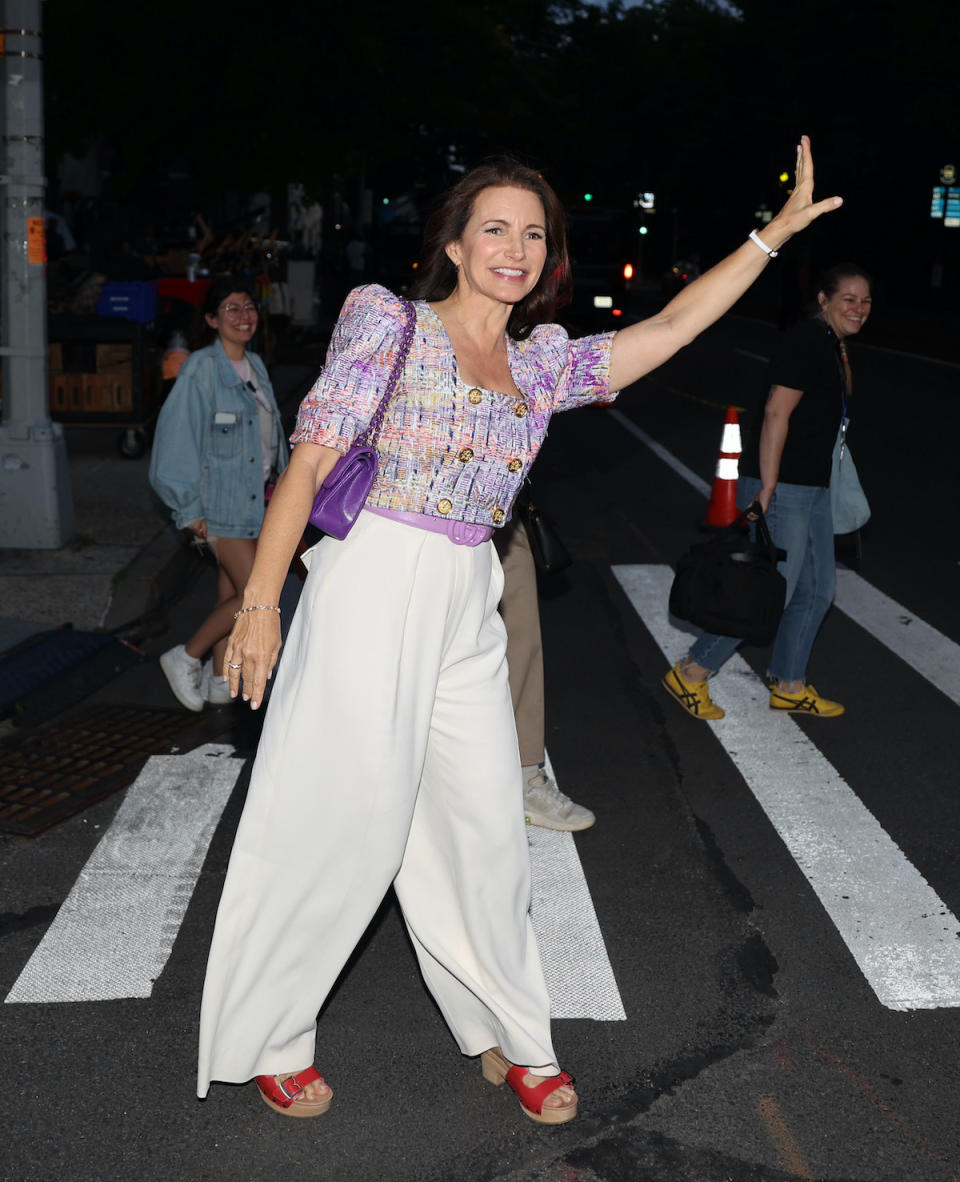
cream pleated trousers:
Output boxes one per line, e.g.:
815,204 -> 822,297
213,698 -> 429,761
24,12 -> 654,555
197,511 -> 558,1095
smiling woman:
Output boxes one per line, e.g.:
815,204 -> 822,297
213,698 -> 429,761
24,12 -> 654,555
818,268 -> 872,339
411,159 -> 572,340
664,262 -> 874,723
430,187 -> 551,393
149,275 -> 288,713
197,144 -> 841,1131
449,188 -> 548,296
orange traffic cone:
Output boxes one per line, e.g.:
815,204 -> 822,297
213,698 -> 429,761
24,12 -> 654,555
704,406 -> 742,528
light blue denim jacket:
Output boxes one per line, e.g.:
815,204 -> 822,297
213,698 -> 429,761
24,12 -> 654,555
149,340 -> 289,538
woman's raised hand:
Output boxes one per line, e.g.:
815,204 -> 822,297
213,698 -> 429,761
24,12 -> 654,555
223,609 -> 282,711
769,135 -> 843,241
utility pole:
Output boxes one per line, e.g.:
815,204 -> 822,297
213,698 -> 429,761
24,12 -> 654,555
0,0 -> 73,548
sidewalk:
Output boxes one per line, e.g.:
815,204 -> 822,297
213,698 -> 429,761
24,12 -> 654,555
0,362 -> 319,725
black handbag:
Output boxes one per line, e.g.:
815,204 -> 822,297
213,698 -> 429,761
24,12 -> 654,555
669,507 -> 787,646
514,489 -> 572,576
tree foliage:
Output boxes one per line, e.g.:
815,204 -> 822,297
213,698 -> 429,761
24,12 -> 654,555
42,0 -> 960,283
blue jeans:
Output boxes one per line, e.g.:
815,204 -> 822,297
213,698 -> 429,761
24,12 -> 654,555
688,475 -> 835,683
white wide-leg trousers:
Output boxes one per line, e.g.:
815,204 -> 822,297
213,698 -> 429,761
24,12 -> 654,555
197,511 -> 558,1095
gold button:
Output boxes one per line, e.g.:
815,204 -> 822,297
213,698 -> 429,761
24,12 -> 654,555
437,498 -> 453,515
507,458 -> 522,473
467,388 -> 483,405
491,508 -> 506,525
514,401 -> 528,418
457,447 -> 474,463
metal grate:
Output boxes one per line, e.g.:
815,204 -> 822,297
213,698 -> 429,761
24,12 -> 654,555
0,705 -> 231,837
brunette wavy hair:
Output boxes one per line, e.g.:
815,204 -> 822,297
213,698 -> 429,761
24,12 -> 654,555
409,158 -> 573,340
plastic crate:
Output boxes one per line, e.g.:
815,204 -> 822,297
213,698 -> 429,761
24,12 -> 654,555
96,280 -> 158,324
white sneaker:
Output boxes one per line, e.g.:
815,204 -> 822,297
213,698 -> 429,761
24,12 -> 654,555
202,660 -> 234,706
522,764 -> 595,832
159,644 -> 204,711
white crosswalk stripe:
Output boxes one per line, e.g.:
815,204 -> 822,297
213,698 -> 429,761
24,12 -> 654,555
614,563 -> 960,1011
834,570 -> 960,707
529,754 -> 626,1021
5,744 -> 242,1004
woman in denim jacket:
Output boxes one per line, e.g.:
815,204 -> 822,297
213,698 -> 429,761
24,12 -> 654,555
149,275 -> 288,710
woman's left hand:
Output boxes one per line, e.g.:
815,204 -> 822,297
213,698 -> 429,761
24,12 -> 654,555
766,135 -> 843,244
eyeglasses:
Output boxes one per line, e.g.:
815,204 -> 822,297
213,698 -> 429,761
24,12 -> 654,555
220,302 -> 258,319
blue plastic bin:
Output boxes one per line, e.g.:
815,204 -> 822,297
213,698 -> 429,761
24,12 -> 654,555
96,280 -> 158,324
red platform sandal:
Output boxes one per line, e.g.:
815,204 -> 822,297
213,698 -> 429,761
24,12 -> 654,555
481,1047 -> 577,1125
254,1067 -> 333,1118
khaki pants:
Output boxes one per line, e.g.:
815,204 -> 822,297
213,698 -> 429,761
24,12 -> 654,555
495,519 -> 544,768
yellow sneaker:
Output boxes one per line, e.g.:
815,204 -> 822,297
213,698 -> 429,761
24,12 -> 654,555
662,661 -> 725,720
769,684 -> 844,717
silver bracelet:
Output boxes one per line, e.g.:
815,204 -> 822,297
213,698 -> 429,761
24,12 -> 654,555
233,604 -> 281,621
748,229 -> 778,258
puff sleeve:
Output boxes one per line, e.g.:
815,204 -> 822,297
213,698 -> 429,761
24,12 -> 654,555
291,285 -> 408,453
513,324 -> 617,414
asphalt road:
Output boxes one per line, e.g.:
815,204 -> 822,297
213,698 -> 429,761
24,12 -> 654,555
2,311 -> 959,1181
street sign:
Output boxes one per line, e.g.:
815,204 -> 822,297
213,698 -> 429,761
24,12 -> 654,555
931,186 -> 945,218
946,188 -> 960,228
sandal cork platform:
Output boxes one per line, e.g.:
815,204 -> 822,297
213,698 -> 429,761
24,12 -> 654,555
481,1047 -> 577,1125
255,1067 -> 333,1118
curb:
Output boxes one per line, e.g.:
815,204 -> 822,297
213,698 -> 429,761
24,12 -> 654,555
102,523 -> 207,639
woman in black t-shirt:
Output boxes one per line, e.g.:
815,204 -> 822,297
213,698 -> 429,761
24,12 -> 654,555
664,264 -> 872,720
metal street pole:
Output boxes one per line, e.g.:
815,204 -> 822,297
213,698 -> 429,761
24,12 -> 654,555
0,0 -> 73,548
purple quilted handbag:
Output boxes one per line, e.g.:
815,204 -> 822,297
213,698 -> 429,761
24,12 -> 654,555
308,296 -> 414,539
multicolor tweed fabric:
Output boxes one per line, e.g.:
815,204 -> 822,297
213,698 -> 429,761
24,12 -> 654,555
292,284 -> 617,527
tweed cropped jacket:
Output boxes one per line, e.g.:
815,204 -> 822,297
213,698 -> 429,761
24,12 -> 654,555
291,285 -> 617,528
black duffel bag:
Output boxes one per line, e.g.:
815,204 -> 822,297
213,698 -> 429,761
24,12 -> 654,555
669,505 -> 787,646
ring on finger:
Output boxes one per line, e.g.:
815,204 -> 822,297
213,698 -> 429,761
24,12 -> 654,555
227,662 -> 243,670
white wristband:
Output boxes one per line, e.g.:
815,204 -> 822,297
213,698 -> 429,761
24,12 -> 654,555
748,229 -> 778,258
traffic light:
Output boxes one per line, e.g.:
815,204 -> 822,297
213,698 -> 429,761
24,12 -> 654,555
583,192 -> 593,202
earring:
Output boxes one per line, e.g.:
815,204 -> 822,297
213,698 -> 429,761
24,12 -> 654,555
454,263 -> 460,272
